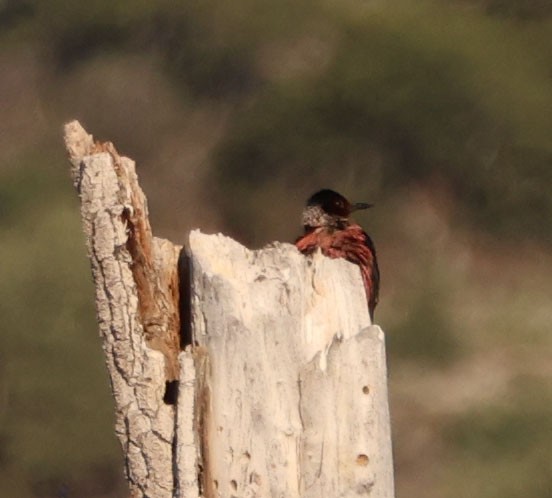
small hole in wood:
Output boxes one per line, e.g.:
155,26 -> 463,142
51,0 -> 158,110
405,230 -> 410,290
213,480 -> 218,489
362,385 -> 370,395
230,480 -> 238,491
250,472 -> 261,485
356,454 -> 369,466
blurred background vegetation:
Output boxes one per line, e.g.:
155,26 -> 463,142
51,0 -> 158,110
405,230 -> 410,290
1,0 -> 550,496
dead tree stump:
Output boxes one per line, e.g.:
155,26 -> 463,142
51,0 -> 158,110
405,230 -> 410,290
64,121 -> 394,498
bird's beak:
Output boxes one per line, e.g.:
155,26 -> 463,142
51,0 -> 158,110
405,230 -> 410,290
351,202 -> 373,211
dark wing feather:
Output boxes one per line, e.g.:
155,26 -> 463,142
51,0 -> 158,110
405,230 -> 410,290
338,228 -> 379,321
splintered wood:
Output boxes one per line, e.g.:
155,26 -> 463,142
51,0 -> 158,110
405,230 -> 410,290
65,120 -> 394,498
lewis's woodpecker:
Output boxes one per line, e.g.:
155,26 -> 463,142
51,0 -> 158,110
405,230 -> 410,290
295,189 -> 380,321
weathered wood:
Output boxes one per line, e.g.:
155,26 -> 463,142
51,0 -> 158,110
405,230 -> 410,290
64,121 -> 181,497
189,231 -> 394,497
65,121 -> 394,498
299,330 -> 393,497
175,350 -> 201,498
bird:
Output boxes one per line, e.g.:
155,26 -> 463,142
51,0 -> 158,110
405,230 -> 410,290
295,189 -> 380,321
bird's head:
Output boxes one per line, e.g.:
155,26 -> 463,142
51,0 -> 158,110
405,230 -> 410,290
301,189 -> 372,229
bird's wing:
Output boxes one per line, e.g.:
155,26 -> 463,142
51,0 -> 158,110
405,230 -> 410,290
295,229 -> 321,254
334,226 -> 380,320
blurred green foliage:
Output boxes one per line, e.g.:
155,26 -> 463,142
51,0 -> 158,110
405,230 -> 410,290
0,142 -> 124,496
0,0 -> 550,497
212,2 -> 552,243
445,376 -> 552,498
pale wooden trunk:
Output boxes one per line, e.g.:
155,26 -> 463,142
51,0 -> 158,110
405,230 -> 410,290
64,121 -> 394,498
